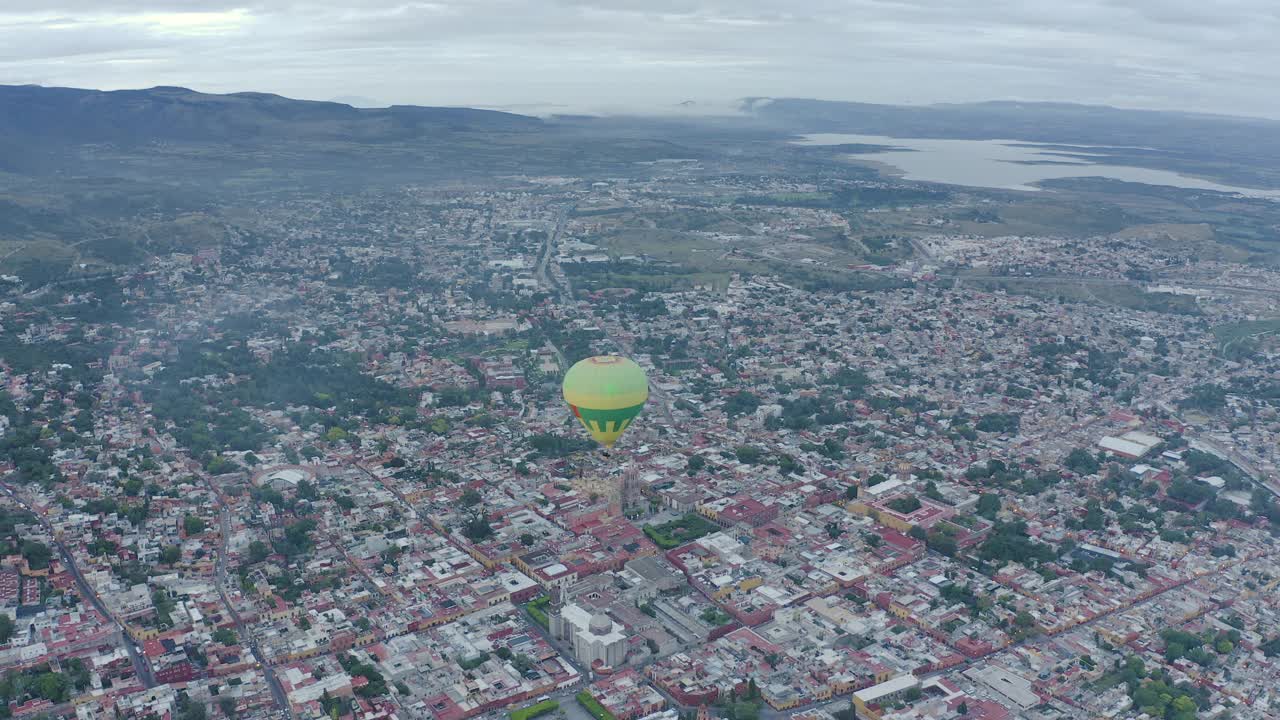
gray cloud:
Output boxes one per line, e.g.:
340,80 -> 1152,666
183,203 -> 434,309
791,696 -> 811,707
1,0 -> 1278,117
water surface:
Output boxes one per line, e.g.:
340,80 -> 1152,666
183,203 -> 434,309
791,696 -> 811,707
793,133 -> 1280,199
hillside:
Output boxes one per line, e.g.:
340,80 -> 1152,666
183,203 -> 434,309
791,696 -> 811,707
0,84 -> 542,145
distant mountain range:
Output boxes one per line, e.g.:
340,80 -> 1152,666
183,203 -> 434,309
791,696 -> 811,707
743,96 -> 1280,141
0,84 -> 542,146
3,84 -> 1279,190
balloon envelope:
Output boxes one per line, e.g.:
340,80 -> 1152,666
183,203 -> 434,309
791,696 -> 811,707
562,355 -> 648,447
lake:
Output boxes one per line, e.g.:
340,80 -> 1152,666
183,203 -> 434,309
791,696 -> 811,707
792,133 -> 1280,199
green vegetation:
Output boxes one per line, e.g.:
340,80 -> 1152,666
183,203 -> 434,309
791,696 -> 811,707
183,514 -> 207,535
1115,655 -> 1210,720
337,654 -> 388,698
1065,448 -> 1102,476
152,590 -> 177,628
1179,384 -> 1227,412
461,513 -> 494,542
643,513 -> 720,549
527,432 -> 596,458
700,607 -> 733,626
975,413 -> 1021,434
978,521 -> 1056,567
526,595 -> 551,629
886,495 -> 922,515
1261,635 -> 1280,657
458,652 -> 490,670
976,493 -> 1001,519
20,540 -> 53,571
925,523 -> 961,557
510,700 -> 559,720
274,519 -> 317,557
966,275 -> 1200,315
576,691 -> 618,720
0,660 -> 93,711
736,186 -> 949,210
1211,318 -> 1280,351
724,391 -> 761,417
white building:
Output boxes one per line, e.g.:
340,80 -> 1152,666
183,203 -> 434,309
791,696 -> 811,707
550,602 -> 628,668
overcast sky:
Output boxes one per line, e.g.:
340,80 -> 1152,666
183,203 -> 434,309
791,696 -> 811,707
3,0 -> 1279,117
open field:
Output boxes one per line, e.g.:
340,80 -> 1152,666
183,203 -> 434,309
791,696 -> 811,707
960,274 -> 1201,315
1212,319 -> 1280,351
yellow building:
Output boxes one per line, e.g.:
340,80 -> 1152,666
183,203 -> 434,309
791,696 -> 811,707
711,576 -> 762,601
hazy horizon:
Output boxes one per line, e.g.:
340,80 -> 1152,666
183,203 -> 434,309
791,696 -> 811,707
4,1 -> 1280,119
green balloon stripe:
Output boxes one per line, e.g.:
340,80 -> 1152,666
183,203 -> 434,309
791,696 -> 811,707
574,403 -> 644,433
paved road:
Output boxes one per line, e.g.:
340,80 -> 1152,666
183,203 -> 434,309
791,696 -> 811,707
1189,435 -> 1280,498
536,207 -> 573,305
204,479 -> 294,719
0,482 -> 157,688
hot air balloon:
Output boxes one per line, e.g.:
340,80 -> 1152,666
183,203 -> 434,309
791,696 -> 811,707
562,355 -> 648,448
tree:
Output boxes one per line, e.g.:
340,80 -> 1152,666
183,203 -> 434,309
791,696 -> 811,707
886,495 -> 921,514
976,493 -> 1001,519
687,455 -> 706,474
184,514 -> 207,535
724,391 -> 761,417
296,479 -> 318,500
957,702 -> 968,716
35,671 -> 69,702
460,488 -> 483,507
1064,448 -> 1101,476
160,545 -> 181,564
1083,500 -> 1107,532
734,446 -> 764,464
731,701 -> 760,720
462,513 -> 493,542
926,525 -> 959,557
21,540 -> 54,570
0,613 -> 12,643
247,540 -> 271,564
924,481 -> 944,501
520,532 -> 537,547
213,627 -> 238,646
1261,635 -> 1280,657
1170,696 -> 1197,720
1180,384 -> 1227,412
